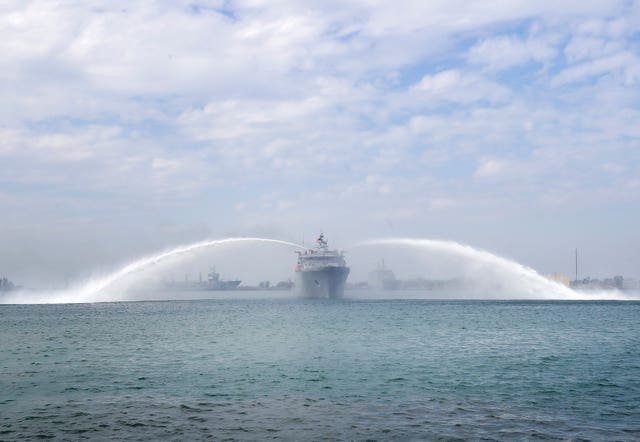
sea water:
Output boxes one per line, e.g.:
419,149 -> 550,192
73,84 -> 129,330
1,294 -> 639,440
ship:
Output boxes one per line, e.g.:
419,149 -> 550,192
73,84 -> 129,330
295,233 -> 350,298
0,277 -> 21,292
202,267 -> 241,290
162,267 -> 241,291
368,260 -> 401,290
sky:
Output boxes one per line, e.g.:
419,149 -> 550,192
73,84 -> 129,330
1,0 -> 639,287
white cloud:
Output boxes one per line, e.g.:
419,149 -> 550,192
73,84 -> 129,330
411,69 -> 511,104
563,36 -> 624,63
178,96 -> 328,141
467,34 -> 558,71
0,128 -> 21,155
552,51 -> 640,86
601,162 -> 624,174
475,158 -> 509,178
429,198 -> 456,210
415,70 -> 462,93
0,125 -> 122,163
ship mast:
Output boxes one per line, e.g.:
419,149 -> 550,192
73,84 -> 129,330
316,233 -> 328,251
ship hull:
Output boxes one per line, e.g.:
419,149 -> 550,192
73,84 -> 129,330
295,266 -> 350,298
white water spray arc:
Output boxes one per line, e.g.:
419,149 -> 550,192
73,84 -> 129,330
354,238 -> 631,300
6,238 -> 304,304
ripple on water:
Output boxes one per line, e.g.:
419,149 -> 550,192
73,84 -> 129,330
1,300 -> 639,440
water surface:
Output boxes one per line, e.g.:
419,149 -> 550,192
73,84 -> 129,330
1,295 -> 639,440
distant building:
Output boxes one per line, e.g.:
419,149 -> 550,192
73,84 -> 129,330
622,278 -> 640,290
571,276 -> 629,291
274,280 -> 294,289
613,275 -> 624,289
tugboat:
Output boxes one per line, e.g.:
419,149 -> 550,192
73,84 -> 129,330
203,267 -> 241,290
295,233 -> 350,298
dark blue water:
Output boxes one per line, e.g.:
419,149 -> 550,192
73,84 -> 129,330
1,297 -> 639,440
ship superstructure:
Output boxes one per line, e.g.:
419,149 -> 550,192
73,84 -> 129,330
295,233 -> 349,298
203,267 -> 241,290
368,260 -> 401,290
0,277 -> 19,292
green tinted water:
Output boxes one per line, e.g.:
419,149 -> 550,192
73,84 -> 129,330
1,298 -> 639,440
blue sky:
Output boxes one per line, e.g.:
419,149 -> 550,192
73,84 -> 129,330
1,0 -> 639,285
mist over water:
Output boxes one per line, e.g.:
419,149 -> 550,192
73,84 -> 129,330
2,236 -> 635,304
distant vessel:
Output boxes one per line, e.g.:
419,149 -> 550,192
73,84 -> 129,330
163,267 -> 241,291
0,277 -> 21,292
368,260 -> 401,290
203,267 -> 241,290
295,233 -> 349,298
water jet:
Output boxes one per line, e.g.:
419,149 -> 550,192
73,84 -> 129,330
2,238 -> 304,304
350,238 -> 634,300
